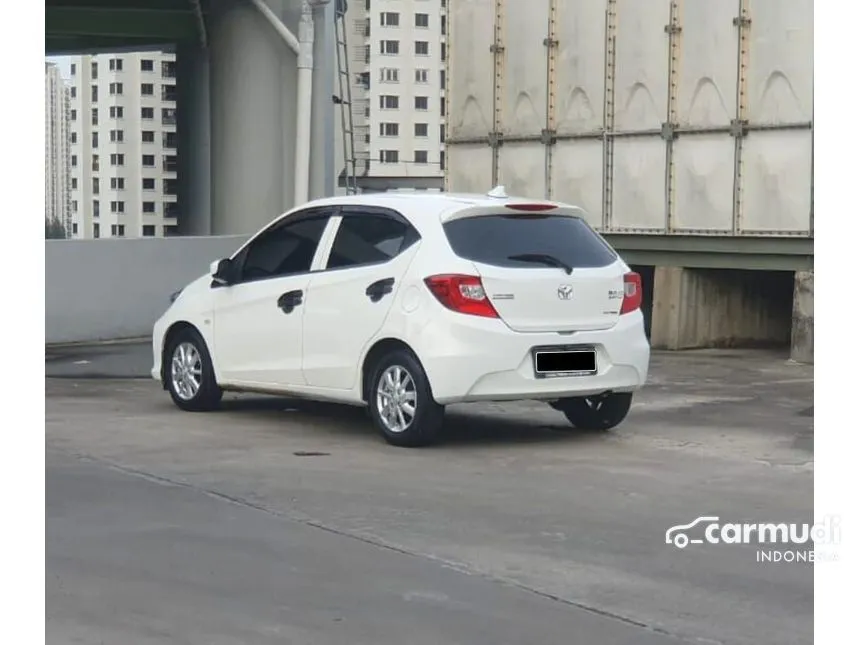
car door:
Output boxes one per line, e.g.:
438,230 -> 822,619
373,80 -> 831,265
211,209 -> 335,387
301,206 -> 421,391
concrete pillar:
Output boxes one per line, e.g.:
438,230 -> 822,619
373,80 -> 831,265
650,266 -> 794,350
309,0 -> 335,200
177,44 -> 212,236
208,0 -> 299,235
790,271 -> 814,363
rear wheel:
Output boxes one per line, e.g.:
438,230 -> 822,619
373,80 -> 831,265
164,328 -> 222,412
368,350 -> 445,447
553,392 -> 633,431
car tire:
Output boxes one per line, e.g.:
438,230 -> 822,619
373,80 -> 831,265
368,349 -> 445,447
164,328 -> 223,412
553,392 -> 633,431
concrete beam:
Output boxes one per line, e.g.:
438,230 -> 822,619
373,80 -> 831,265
46,7 -> 198,40
790,271 -> 814,364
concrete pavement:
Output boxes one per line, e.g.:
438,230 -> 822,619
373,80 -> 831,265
46,347 -> 813,645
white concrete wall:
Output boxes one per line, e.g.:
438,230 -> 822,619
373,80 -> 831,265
46,236 -> 248,344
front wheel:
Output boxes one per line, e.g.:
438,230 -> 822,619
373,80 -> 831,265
164,328 -> 223,412
553,392 -> 633,431
368,350 -> 445,447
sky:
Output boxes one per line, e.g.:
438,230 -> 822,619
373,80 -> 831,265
46,56 -> 73,81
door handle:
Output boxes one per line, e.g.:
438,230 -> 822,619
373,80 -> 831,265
365,278 -> 395,303
277,289 -> 303,314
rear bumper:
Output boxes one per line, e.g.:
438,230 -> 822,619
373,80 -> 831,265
412,310 -> 650,405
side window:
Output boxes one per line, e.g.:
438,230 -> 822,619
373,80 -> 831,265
239,215 -> 329,282
326,213 -> 418,270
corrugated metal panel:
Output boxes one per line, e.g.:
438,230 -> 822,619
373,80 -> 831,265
445,0 -> 813,238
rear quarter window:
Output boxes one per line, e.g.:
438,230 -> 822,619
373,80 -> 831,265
442,214 -> 617,269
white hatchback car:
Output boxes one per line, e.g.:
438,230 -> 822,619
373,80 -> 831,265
152,189 -> 650,446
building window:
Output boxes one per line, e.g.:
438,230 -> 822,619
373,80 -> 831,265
110,153 -> 125,166
440,70 -> 446,90
91,61 -> 98,78
414,123 -> 428,137
91,132 -> 98,148
71,63 -> 76,75
142,178 -> 156,190
109,106 -> 124,118
415,69 -> 428,83
380,12 -> 399,26
111,224 -> 126,237
110,130 -> 123,143
162,108 -> 176,125
91,108 -> 98,125
364,45 -> 370,63
109,58 -> 123,71
440,151 -> 445,171
380,68 -> 399,83
162,84 -> 177,101
93,200 -> 100,218
442,15 -> 447,35
92,178 -> 99,195
93,223 -> 100,238
441,43 -> 447,61
379,122 -> 399,137
379,95 -> 399,109
72,200 -> 78,212
163,155 -> 178,172
92,154 -> 99,171
71,178 -> 78,189
141,59 -> 154,72
441,97 -> 446,116
414,96 -> 429,110
163,179 -> 178,195
164,203 -> 179,219
162,61 -> 176,78
380,40 -> 399,55
70,109 -> 76,121
142,201 -> 156,213
110,201 -> 125,214
70,132 -> 77,144
110,177 -> 125,190
141,83 -> 154,96
440,124 -> 446,143
109,82 -> 123,96
163,132 -> 177,149
142,154 -> 155,167
91,85 -> 98,101
415,41 -> 429,56
142,130 -> 155,143
142,225 -> 156,237
70,86 -> 76,98
414,150 -> 429,164
72,223 -> 78,235
379,150 -> 399,164
141,107 -> 154,119
415,13 -> 429,28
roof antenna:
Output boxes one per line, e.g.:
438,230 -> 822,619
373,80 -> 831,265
487,185 -> 507,198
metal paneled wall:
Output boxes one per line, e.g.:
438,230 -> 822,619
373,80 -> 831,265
446,0 -> 813,237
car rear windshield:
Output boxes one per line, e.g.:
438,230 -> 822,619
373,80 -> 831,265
442,213 -> 618,269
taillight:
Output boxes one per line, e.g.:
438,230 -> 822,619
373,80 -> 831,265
620,272 -> 642,314
424,274 -> 500,318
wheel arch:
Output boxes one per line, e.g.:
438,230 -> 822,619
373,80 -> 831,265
360,337 -> 431,403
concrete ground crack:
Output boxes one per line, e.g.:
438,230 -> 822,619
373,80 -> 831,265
54,447 -> 718,645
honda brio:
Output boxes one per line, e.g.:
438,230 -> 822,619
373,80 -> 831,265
152,188 -> 650,447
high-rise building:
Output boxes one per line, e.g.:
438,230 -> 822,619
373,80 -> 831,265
45,62 -> 72,237
68,51 -> 179,239
342,0 -> 447,190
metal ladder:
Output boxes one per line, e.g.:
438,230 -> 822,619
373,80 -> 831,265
334,0 -> 359,194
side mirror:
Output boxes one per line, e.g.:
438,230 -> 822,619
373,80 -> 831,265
210,258 -> 233,286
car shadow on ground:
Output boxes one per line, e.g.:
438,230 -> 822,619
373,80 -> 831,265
211,395 -> 610,447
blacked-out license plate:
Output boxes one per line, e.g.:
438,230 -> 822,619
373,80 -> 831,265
534,348 -> 597,378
